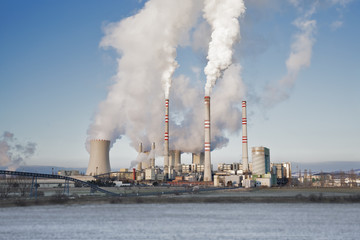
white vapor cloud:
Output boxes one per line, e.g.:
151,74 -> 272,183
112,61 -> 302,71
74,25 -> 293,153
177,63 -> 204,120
87,0 -> 247,164
0,132 -> 37,171
262,1 -> 318,107
203,0 -> 246,96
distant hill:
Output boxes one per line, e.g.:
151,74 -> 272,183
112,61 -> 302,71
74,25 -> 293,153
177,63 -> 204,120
0,165 -> 87,175
291,161 -> 359,173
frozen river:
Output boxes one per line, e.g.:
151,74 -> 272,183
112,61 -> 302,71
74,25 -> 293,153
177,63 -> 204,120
0,203 -> 359,239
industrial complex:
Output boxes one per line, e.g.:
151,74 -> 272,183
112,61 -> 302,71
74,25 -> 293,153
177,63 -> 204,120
0,100 -> 358,201
2,99 -> 357,202
85,100 -> 292,188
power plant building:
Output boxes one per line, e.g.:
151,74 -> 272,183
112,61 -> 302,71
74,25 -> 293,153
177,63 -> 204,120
252,146 -> 270,175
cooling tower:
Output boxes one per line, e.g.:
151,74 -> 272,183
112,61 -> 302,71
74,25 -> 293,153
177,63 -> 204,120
174,150 -> 181,172
86,139 -> 111,176
164,99 -> 169,172
150,142 -> 155,168
192,152 -> 204,165
204,96 -> 212,181
242,101 -> 249,172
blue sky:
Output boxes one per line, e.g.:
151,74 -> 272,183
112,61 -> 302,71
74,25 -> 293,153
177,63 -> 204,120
1,0 -> 359,171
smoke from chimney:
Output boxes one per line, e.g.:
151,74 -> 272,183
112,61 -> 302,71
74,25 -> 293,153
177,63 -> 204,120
86,0 -> 247,165
203,0 -> 246,96
262,2 -> 317,107
86,0 -> 201,153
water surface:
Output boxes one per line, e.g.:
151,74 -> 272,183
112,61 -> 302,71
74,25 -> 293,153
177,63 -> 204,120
0,203 -> 359,239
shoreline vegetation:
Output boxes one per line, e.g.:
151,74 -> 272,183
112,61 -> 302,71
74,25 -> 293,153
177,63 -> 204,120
1,187 -> 360,208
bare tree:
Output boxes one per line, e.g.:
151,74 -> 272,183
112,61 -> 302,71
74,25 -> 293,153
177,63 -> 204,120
320,171 -> 325,187
0,177 -> 16,198
303,169 -> 308,186
340,171 -> 346,187
16,176 -> 32,197
349,169 -> 357,187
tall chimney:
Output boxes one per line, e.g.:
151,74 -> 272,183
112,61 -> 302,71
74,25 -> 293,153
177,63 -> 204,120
164,99 -> 169,173
86,139 -> 111,176
204,96 -> 212,181
242,101 -> 249,172
137,142 -> 143,171
150,142 -> 156,168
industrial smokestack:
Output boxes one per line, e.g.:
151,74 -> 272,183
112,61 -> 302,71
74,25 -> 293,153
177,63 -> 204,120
150,142 -> 155,168
242,101 -> 249,172
204,96 -> 212,181
137,142 -> 143,171
86,139 -> 111,176
133,168 -> 136,181
164,99 -> 169,172
174,150 -> 181,173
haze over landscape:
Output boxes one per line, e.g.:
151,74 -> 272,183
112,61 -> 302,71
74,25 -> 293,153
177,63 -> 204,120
1,0 -> 359,172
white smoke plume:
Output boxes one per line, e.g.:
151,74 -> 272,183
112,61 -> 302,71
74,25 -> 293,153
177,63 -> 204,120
129,147 -> 157,169
329,0 -> 354,30
169,64 -> 245,152
0,131 -> 37,171
87,0 -> 247,164
203,0 -> 246,96
262,1 -> 318,107
211,64 -> 245,147
87,0 -> 202,152
161,45 -> 178,99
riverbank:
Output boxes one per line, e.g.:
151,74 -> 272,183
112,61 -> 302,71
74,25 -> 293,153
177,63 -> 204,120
1,187 -> 360,207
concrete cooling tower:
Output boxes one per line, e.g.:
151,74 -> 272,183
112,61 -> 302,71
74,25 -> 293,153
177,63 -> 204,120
86,139 -> 111,176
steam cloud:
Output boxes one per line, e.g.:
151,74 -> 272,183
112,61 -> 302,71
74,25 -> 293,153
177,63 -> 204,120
87,0 -> 202,153
87,0 -> 350,164
203,0 -> 246,96
0,131 -> 37,171
258,0 -> 352,107
262,1 -> 318,107
87,0 -> 247,159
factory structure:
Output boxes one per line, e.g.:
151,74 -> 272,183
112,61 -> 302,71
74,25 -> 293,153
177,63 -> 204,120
86,100 -> 292,188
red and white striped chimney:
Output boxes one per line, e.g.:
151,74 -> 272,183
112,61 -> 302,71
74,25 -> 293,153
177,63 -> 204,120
204,96 -> 212,181
242,101 -> 249,172
164,99 -> 169,173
